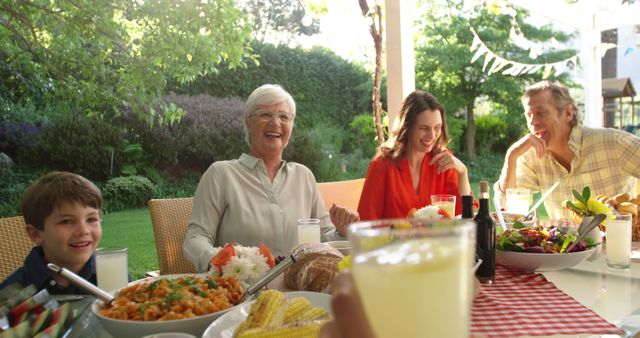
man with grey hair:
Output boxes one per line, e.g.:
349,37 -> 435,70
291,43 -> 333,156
495,80 -> 640,219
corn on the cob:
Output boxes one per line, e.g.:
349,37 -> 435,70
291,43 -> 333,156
283,297 -> 312,324
298,307 -> 330,321
236,320 -> 328,338
234,290 -> 287,337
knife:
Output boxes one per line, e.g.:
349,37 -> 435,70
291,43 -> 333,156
493,197 -> 508,231
525,181 -> 560,219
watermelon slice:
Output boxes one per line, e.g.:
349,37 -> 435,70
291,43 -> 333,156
48,303 -> 70,328
31,308 -> 52,334
32,322 -> 62,338
9,289 -> 50,322
1,320 -> 31,338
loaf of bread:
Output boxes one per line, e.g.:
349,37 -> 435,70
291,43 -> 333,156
597,193 -> 640,241
284,243 -> 344,293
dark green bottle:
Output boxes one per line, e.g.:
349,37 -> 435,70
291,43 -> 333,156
474,181 -> 495,284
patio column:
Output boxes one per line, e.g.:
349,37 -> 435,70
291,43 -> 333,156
385,0 -> 415,128
583,14 -> 604,128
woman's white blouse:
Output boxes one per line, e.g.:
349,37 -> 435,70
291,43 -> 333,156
183,153 -> 341,272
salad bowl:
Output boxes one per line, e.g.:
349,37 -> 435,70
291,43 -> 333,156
496,248 -> 596,272
496,225 -> 598,272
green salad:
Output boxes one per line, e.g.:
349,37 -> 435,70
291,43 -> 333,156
497,223 -> 597,253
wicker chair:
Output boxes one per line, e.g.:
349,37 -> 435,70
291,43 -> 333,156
317,178 -> 365,212
0,216 -> 34,280
147,198 -> 197,275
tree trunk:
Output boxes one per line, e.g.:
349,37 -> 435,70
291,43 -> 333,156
359,1 -> 385,146
371,5 -> 384,146
465,103 -> 476,164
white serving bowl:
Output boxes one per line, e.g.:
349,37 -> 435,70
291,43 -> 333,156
496,247 -> 596,272
140,333 -> 196,338
324,240 -> 351,255
92,274 -> 244,338
492,212 -> 535,228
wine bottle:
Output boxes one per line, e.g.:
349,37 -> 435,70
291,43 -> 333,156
461,195 -> 474,219
474,181 -> 495,284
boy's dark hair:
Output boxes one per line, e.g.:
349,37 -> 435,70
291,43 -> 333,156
21,171 -> 102,230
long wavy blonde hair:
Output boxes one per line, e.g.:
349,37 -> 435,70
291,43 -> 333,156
377,90 -> 449,162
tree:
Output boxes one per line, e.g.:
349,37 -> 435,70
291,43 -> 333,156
415,0 -> 575,162
0,0 -> 253,121
236,0 -> 322,44
358,0 -> 385,146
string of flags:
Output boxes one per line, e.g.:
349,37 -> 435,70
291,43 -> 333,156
469,27 -> 578,78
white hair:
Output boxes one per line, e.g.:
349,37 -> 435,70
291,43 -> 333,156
243,84 -> 296,146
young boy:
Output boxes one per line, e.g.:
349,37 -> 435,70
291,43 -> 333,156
0,171 -> 102,294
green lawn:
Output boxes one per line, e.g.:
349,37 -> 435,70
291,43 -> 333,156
100,208 -> 158,280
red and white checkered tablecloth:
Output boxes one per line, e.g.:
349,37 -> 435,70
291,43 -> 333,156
471,265 -> 624,337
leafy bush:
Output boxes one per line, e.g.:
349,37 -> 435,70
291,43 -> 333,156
0,120 -> 43,163
346,114 -> 378,159
446,114 -> 466,153
0,165 -> 47,217
154,173 -> 200,198
472,113 -> 527,155
176,42 -> 372,129
460,152 -> 504,183
474,115 -> 508,155
102,176 -> 156,212
125,94 -> 247,175
35,113 -> 124,180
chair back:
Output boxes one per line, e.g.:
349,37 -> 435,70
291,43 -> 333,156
317,178 -> 365,212
147,198 -> 197,275
0,216 -> 34,280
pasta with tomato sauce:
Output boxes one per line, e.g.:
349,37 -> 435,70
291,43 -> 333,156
99,276 -> 244,321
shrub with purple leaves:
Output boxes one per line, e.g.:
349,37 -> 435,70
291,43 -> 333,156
36,113 -> 124,180
0,121 -> 42,163
128,93 -> 248,174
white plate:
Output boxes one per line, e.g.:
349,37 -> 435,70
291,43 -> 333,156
202,291 -> 332,338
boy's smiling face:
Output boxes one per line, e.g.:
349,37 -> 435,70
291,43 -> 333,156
27,201 -> 101,273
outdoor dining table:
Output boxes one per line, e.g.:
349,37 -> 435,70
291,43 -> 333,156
64,243 -> 640,338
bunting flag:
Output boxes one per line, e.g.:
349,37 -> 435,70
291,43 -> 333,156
469,27 -> 579,78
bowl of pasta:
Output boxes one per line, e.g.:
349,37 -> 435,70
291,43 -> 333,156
91,274 -> 246,338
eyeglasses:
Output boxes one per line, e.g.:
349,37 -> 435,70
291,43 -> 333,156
253,110 -> 294,123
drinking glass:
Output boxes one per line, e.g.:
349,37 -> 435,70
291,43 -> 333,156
348,218 -> 476,338
605,213 -> 632,269
430,194 -> 456,217
505,188 -> 531,215
297,218 -> 321,244
96,247 -> 129,292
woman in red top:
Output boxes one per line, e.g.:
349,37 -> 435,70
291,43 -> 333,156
357,90 -> 472,220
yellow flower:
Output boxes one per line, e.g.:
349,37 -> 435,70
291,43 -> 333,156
565,186 -> 613,218
338,255 -> 351,271
586,199 -> 611,215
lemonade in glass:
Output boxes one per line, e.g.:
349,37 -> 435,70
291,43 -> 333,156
431,194 -> 456,217
348,219 -> 476,338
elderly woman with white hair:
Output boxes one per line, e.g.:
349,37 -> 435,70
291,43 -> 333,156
183,84 -> 359,272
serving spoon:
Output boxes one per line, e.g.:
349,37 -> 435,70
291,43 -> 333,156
239,252 -> 298,303
47,263 -> 114,304
564,213 -> 606,253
